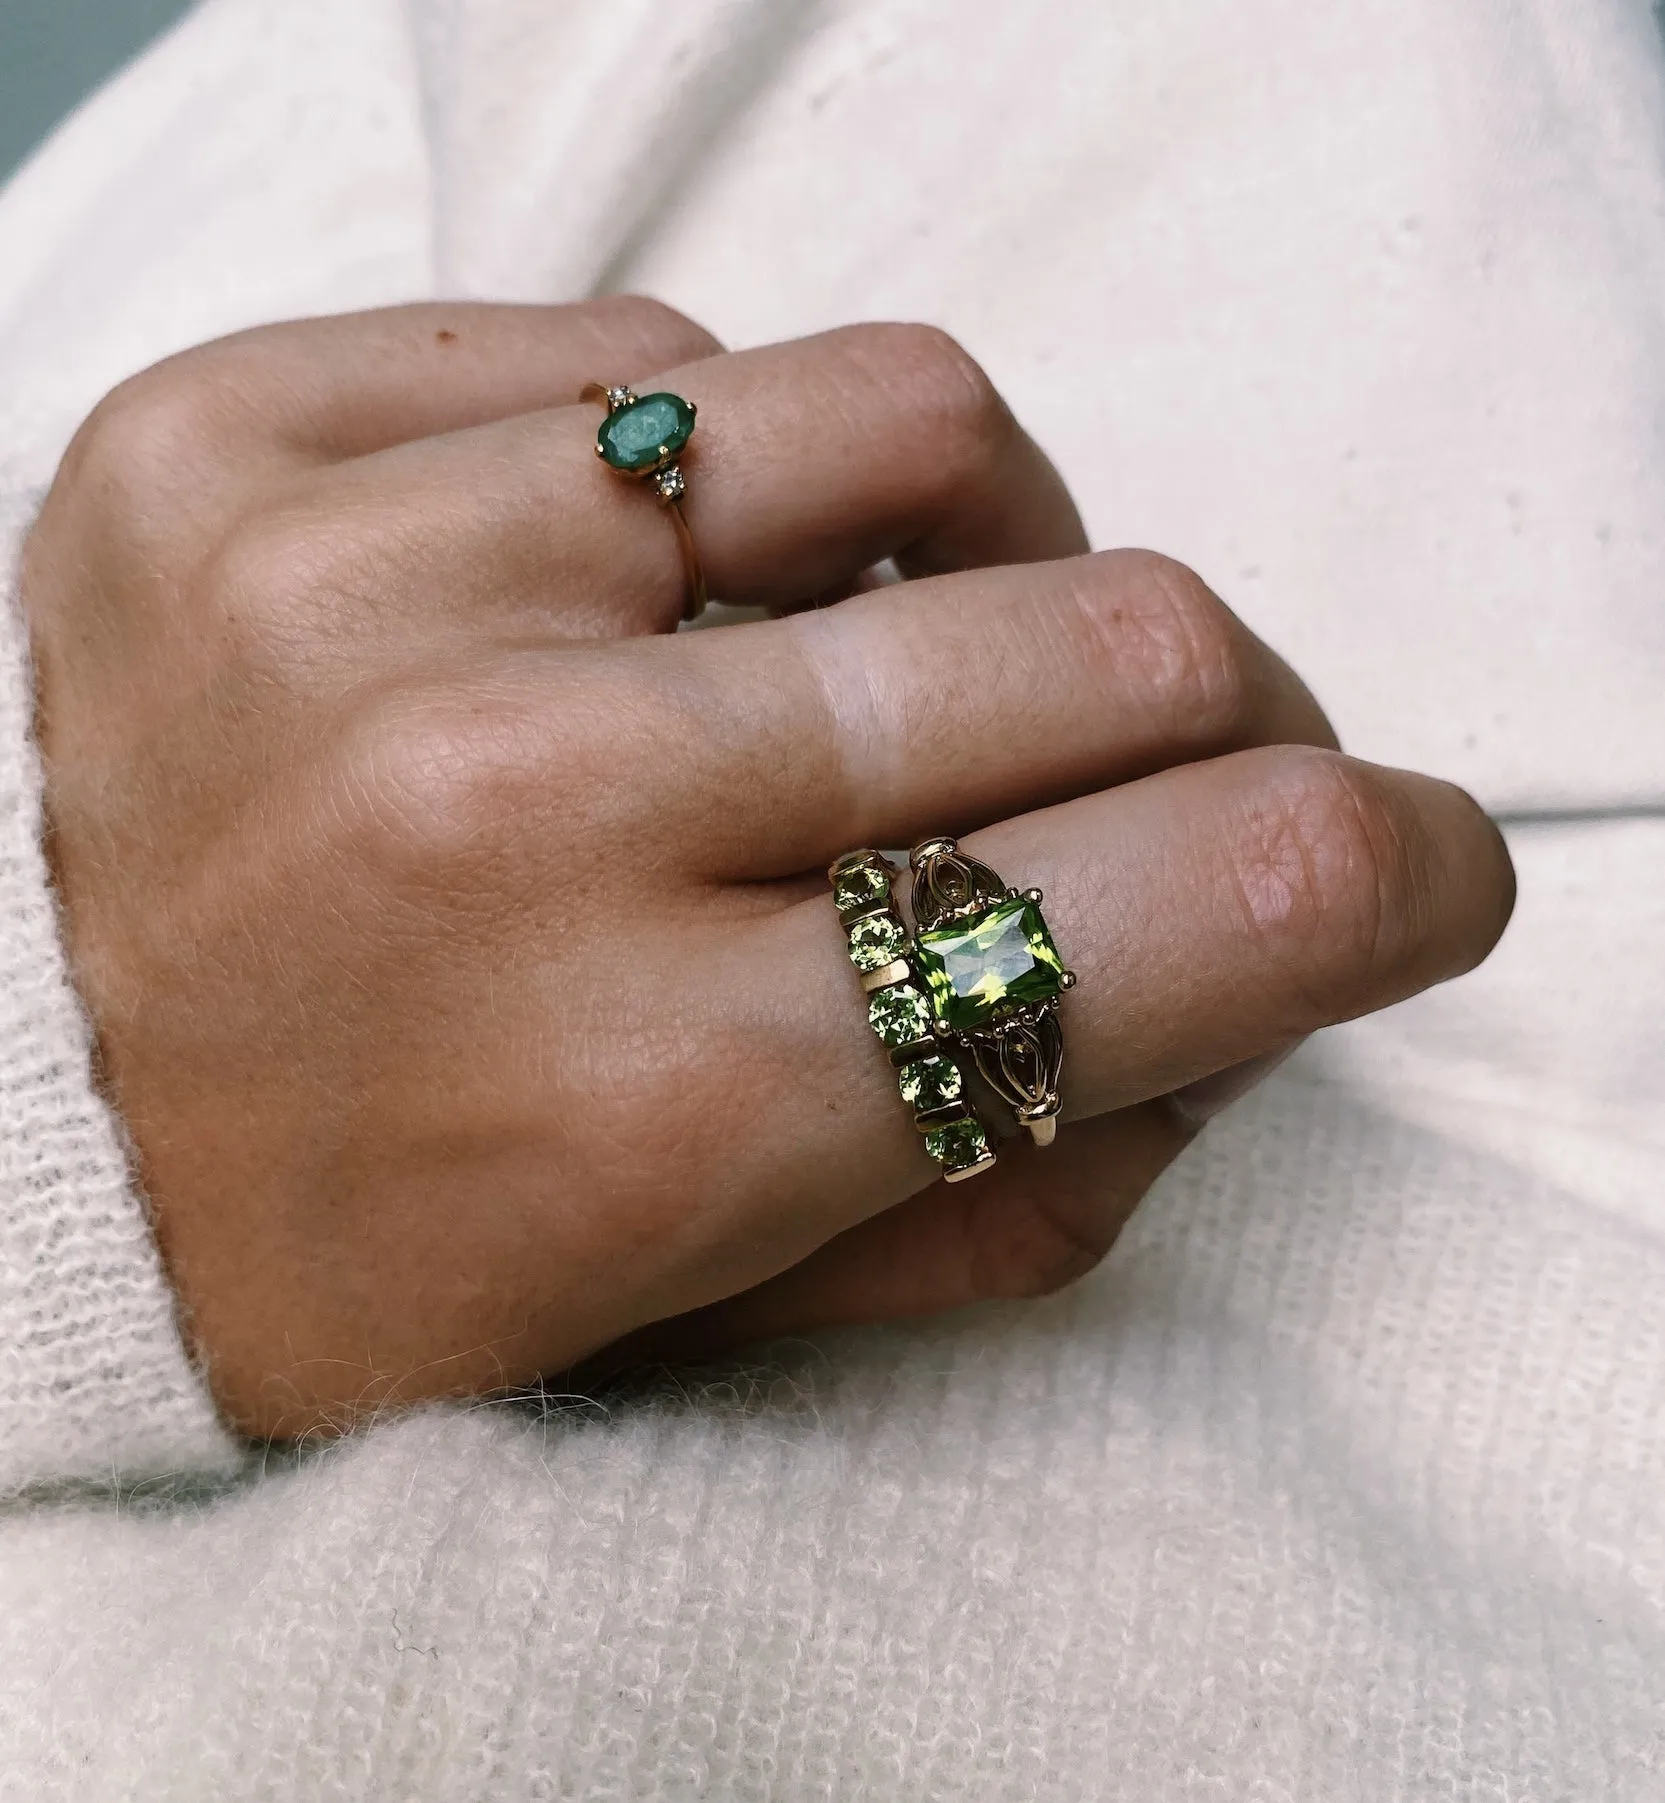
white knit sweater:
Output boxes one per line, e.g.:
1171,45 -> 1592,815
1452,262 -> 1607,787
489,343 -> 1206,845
1,2 -> 1662,1796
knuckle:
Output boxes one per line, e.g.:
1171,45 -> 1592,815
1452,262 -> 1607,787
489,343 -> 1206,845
850,321 -> 1011,481
1079,550 -> 1255,744
1236,747 -> 1432,1002
194,507 -> 363,665
603,293 -> 723,365
322,670 -> 620,899
59,360 -> 227,504
329,687 -> 539,885
203,511 -> 307,610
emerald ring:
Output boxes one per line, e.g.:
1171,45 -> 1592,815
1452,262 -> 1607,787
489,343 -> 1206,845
907,837 -> 1075,1146
830,850 -> 998,1183
582,383 -> 707,621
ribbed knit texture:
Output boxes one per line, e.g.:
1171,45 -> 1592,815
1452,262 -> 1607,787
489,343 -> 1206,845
0,0 -> 1662,1794
0,497 -> 240,1494
2,1071 -> 1662,1796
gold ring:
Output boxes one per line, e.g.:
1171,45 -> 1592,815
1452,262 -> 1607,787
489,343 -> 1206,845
583,383 -> 707,622
907,837 -> 1075,1146
830,850 -> 997,1182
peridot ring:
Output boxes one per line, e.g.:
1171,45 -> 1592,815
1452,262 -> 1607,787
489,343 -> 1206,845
907,837 -> 1075,1146
583,384 -> 707,621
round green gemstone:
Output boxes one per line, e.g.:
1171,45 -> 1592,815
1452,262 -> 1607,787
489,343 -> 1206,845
833,861 -> 890,914
868,984 -> 931,1048
597,392 -> 696,474
898,1056 -> 963,1110
925,1117 -> 991,1172
848,913 -> 905,972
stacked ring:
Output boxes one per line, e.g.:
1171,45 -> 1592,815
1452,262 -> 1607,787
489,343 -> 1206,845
907,837 -> 1075,1146
583,383 -> 708,621
829,850 -> 997,1183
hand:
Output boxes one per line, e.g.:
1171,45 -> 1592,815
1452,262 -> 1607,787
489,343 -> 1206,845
22,299 -> 1514,1436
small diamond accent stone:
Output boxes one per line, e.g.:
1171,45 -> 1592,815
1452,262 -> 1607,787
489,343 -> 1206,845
655,466 -> 685,501
868,984 -> 931,1048
925,1117 -> 991,1171
833,861 -> 890,914
847,913 -> 905,972
898,1057 -> 963,1110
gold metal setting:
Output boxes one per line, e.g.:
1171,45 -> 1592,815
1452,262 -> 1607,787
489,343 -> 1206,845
582,383 -> 707,622
860,958 -> 913,993
907,838 -> 1074,1147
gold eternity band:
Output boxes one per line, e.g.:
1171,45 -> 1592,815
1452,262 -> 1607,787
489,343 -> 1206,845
582,383 -> 708,622
830,850 -> 998,1182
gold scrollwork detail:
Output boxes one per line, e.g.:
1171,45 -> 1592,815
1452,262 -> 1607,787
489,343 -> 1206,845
909,837 -> 1007,929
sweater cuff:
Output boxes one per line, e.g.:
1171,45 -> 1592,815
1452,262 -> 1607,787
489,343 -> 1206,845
0,492 -> 242,1494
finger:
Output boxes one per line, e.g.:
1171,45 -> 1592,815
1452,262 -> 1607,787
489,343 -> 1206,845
53,297 -> 727,614
301,321 -> 1087,640
55,297 -> 726,573
161,297 -> 724,460
655,549 -> 1338,876
710,746 -> 1512,1268
278,299 -> 724,457
588,1101 -> 1188,1374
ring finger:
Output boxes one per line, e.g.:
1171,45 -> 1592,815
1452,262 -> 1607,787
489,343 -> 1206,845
665,744 -> 1512,1304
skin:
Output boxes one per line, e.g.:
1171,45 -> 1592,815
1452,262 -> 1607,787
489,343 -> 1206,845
20,297 -> 1516,1439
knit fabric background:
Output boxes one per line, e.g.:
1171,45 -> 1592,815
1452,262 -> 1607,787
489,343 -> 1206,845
0,1 -> 1661,1795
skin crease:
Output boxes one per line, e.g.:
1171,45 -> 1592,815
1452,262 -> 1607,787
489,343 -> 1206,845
21,297 -> 1516,1439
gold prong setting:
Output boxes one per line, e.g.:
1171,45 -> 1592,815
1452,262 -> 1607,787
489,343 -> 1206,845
907,840 -> 1070,1146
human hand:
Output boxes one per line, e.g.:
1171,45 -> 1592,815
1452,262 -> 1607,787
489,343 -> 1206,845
22,300 -> 1513,1436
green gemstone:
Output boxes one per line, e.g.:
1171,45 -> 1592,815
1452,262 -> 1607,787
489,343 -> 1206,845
913,896 -> 1065,1032
898,1056 -> 963,1110
925,1117 -> 992,1172
596,392 -> 695,474
847,913 -> 905,972
832,861 -> 890,914
867,984 -> 932,1048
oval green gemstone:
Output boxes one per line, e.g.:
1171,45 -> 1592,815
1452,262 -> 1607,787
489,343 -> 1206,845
597,392 -> 696,474
848,913 -> 905,972
868,984 -> 932,1048
898,1056 -> 963,1110
925,1117 -> 991,1172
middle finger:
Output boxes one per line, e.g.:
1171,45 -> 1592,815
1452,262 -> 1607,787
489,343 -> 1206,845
682,744 -> 1513,1290
643,546 -> 1337,878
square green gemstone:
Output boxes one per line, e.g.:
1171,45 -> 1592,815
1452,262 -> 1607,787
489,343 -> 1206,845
925,1117 -> 991,1172
848,912 -> 905,972
867,984 -> 932,1048
898,1056 -> 963,1110
912,896 -> 1064,1032
833,861 -> 891,914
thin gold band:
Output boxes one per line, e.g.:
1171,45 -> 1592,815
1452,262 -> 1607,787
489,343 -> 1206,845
662,496 -> 708,621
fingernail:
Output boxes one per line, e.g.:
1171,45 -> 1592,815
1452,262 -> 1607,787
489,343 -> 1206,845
1167,1042 -> 1301,1131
